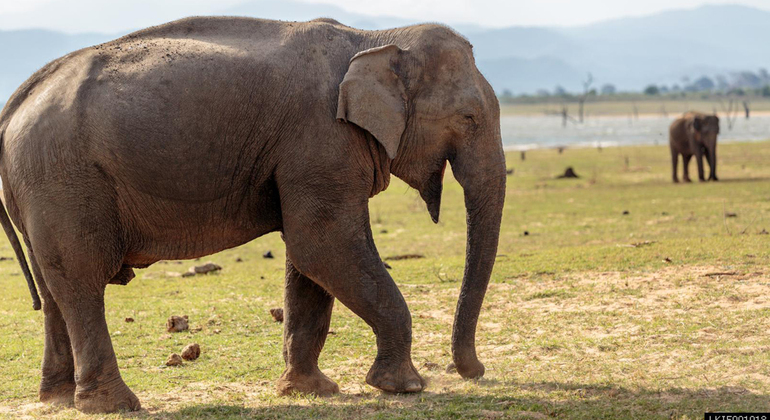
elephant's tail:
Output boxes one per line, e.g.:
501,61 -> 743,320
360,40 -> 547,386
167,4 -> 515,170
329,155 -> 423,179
0,135 -> 40,310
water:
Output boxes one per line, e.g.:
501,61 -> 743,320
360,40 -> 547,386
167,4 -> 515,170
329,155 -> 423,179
500,114 -> 770,150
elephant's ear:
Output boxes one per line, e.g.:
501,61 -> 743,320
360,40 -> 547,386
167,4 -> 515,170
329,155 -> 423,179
337,45 -> 407,160
692,117 -> 703,132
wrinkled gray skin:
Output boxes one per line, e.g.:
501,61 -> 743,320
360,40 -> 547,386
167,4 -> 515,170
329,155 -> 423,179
0,17 -> 506,413
669,112 -> 720,183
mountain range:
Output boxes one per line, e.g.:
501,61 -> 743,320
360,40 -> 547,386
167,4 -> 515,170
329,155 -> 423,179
0,2 -> 768,101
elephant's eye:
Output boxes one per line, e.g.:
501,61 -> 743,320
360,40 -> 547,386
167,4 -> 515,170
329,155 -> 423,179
462,115 -> 478,131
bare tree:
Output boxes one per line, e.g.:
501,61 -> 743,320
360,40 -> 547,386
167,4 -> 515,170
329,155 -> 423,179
577,73 -> 593,123
719,98 -> 738,130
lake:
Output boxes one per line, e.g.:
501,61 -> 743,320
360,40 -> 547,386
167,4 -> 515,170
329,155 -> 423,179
500,114 -> 770,150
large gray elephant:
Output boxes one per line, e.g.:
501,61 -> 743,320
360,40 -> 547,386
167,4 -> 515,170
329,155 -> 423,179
669,111 -> 720,183
0,17 -> 506,413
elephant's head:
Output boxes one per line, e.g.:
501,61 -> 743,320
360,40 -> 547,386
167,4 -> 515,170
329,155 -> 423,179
336,25 -> 506,379
689,114 -> 720,148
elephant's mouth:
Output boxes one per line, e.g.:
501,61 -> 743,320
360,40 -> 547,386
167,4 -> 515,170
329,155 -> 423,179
420,160 -> 447,223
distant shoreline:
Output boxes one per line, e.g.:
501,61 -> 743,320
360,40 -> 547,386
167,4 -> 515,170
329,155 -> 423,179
502,137 -> 770,152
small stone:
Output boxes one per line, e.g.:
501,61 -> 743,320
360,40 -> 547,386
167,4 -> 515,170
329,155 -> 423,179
181,343 -> 201,361
212,329 -> 221,334
125,317 -> 134,323
270,308 -> 284,322
622,210 -> 630,215
421,362 -> 442,371
263,251 -> 274,259
663,257 -> 672,263
235,257 -> 243,262
192,262 -> 221,274
166,353 -> 183,366
167,315 -> 189,332
181,271 -> 195,278
380,229 -> 388,234
725,212 -> 738,218
523,231 -> 530,236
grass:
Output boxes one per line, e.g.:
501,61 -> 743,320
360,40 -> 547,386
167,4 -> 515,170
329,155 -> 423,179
1,141 -> 770,419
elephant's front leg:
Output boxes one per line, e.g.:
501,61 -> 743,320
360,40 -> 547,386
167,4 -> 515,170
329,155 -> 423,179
28,248 -> 76,406
282,203 -> 425,394
276,257 -> 339,396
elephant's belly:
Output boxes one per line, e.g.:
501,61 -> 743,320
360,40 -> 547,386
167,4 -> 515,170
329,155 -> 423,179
120,183 -> 282,265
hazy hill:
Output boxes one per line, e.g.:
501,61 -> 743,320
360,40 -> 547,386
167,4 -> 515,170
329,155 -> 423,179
0,3 -> 768,102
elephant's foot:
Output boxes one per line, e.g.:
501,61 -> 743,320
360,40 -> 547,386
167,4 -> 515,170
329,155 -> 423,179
683,178 -> 692,183
276,368 -> 339,396
74,378 -> 140,413
366,359 -> 425,393
39,381 -> 75,406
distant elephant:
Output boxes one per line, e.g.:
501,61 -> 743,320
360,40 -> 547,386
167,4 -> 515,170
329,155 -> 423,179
0,17 -> 506,413
669,112 -> 720,182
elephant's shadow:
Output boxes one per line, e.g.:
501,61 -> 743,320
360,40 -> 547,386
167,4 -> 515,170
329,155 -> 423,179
127,380 -> 770,418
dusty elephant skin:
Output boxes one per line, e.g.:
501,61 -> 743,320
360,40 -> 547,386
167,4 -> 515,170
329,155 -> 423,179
669,112 -> 720,183
0,16 -> 506,413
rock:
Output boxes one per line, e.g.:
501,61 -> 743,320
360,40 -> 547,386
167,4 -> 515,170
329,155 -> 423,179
523,231 -> 530,236
506,168 -> 514,175
421,362 -> 442,371
0,256 -> 12,261
181,343 -> 201,361
181,271 -> 195,278
167,315 -> 189,333
725,212 -> 738,218
212,329 -> 221,334
663,257 -> 672,263
165,271 -> 183,277
270,308 -> 284,323
556,167 -> 580,179
125,317 -> 135,323
380,229 -> 388,234
622,210 -> 630,215
192,262 -> 221,275
760,229 -> 769,235
235,257 -> 243,262
263,251 -> 274,259
166,353 -> 183,366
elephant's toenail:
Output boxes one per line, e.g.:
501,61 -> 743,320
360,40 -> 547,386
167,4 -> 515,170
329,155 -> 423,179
405,381 -> 423,392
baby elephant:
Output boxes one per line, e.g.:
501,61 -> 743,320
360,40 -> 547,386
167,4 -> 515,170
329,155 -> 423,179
669,112 -> 720,183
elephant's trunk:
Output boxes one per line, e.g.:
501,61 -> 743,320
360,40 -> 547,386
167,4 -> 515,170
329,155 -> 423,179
449,141 -> 506,379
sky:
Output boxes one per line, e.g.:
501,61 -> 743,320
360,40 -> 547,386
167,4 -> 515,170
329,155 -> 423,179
0,0 -> 768,33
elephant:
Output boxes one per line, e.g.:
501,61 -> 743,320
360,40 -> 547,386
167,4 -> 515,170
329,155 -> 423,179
669,112 -> 720,183
0,16 -> 506,413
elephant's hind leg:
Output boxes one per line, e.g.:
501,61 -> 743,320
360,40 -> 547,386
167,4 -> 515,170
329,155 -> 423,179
26,198 -> 140,413
276,257 -> 339,396
682,154 -> 693,183
27,246 -> 76,406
